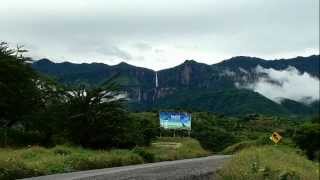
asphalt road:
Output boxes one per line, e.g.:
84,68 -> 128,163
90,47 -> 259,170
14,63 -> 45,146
22,155 -> 231,180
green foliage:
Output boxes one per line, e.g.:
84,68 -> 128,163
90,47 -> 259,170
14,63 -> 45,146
0,145 -> 143,180
191,113 -> 237,152
143,137 -> 209,162
0,158 -> 39,180
132,147 -> 155,163
0,42 -> 68,147
217,146 -> 319,180
129,112 -> 159,146
222,135 -> 297,155
0,128 -> 45,147
0,138 -> 208,179
293,117 -> 320,160
193,126 -> 236,152
68,149 -> 143,171
0,42 -> 158,149
33,56 -> 319,116
62,85 -> 135,148
153,89 -> 291,116
0,42 -> 41,129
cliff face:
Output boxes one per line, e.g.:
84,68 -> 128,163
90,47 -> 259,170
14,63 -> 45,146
32,55 -> 319,115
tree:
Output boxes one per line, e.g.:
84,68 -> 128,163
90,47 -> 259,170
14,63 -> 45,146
293,117 -> 320,160
0,42 -> 41,128
192,113 -> 236,151
26,77 -> 68,146
130,112 -> 158,146
63,83 -> 137,148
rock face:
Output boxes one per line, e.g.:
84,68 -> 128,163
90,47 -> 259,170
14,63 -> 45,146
181,63 -> 192,85
32,55 -> 319,115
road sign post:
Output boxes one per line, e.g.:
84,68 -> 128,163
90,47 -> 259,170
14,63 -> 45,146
270,132 -> 282,144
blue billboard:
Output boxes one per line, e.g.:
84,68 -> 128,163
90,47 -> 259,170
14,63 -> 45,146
160,112 -> 191,130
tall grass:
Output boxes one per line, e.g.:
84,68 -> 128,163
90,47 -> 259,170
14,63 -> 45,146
0,146 -> 143,180
217,146 -> 319,180
145,137 -> 210,162
0,138 -> 208,180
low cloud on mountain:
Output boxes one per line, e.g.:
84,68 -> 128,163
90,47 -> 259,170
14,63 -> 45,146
236,66 -> 320,104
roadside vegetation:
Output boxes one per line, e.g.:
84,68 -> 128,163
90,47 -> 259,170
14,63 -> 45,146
217,146 -> 319,180
141,137 -> 209,162
0,137 -> 208,179
0,42 -> 319,179
0,146 -> 143,179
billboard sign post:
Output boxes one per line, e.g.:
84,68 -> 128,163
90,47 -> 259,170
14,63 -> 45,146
159,112 -> 191,132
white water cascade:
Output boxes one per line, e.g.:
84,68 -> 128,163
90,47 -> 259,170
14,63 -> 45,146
155,71 -> 159,88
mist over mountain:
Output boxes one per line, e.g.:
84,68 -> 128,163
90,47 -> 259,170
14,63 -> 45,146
32,55 -> 319,116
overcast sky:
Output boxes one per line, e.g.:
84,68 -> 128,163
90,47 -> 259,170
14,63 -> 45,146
1,0 -> 319,70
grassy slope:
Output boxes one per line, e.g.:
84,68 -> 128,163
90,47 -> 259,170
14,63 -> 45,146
0,146 -> 143,179
0,137 -> 208,180
145,137 -> 209,162
217,146 -> 319,180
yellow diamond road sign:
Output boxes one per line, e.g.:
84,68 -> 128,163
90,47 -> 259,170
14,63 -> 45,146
270,132 -> 282,144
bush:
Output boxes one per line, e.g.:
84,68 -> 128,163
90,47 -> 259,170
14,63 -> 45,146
222,140 -> 257,154
52,146 -> 72,155
217,146 -> 319,180
192,127 -> 236,152
145,137 -> 209,162
0,159 -> 39,180
0,128 -> 45,147
65,149 -> 143,171
132,147 -> 155,163
130,112 -> 158,146
0,146 -> 144,179
293,121 -> 320,160
222,134 -> 298,154
191,114 -> 237,152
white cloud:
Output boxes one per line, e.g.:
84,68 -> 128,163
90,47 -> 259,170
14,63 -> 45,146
238,66 -> 320,104
0,0 -> 319,70
239,67 -> 249,74
220,69 -> 236,76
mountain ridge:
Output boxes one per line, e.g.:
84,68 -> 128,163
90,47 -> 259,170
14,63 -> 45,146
32,55 -> 319,116
34,54 -> 319,72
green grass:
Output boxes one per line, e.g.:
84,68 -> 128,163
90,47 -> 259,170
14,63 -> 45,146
144,137 -> 210,162
0,145 -> 143,180
222,134 -> 297,155
0,137 -> 208,180
217,146 -> 319,180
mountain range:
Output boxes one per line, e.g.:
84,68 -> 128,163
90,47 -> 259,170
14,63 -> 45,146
32,55 -> 319,116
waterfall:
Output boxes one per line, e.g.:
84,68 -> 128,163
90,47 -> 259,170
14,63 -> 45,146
155,71 -> 159,88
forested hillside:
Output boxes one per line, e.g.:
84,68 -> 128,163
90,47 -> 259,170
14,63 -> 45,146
32,55 -> 320,116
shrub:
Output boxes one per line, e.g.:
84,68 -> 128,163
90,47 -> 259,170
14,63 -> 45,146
222,134 -> 298,154
293,121 -> 320,160
0,159 -> 39,180
192,126 -> 236,152
222,140 -> 257,154
217,146 -> 319,180
0,145 -> 146,179
130,112 -> 158,146
132,147 -> 155,163
67,150 -> 143,171
146,137 -> 209,162
52,146 -> 72,155
0,128 -> 44,147
191,114 -> 237,152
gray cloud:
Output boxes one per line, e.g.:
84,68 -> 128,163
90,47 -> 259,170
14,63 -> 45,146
237,66 -> 320,104
0,0 -> 318,70
96,46 -> 132,60
134,43 -> 152,51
